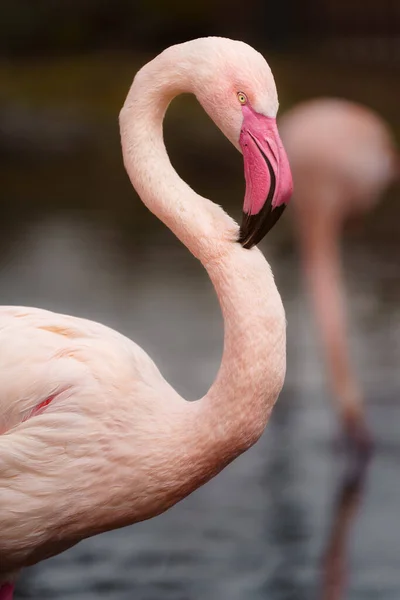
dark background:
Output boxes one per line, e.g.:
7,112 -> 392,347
1,2 -> 399,599
1,0 -> 399,243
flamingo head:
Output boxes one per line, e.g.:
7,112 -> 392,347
190,38 -> 293,248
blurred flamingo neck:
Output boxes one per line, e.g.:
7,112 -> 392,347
299,218 -> 362,418
119,50 -> 286,453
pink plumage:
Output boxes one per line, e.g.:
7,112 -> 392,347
0,37 -> 291,595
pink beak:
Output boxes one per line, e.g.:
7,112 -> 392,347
239,104 -> 293,248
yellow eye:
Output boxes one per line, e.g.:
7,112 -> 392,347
237,92 -> 247,105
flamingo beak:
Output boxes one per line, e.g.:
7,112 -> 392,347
239,105 -> 293,249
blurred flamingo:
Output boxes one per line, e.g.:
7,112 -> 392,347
0,37 -> 293,598
279,98 -> 397,450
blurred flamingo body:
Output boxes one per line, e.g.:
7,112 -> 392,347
279,98 -> 397,446
0,38 -> 292,597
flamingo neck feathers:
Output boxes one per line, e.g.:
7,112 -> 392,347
120,46 -> 286,461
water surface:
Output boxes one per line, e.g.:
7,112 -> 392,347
2,211 -> 397,600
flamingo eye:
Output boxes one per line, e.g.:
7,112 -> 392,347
237,92 -> 248,105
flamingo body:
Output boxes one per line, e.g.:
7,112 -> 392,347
0,37 -> 292,595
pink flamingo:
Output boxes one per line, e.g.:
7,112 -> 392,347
279,98 -> 397,450
0,37 -> 292,598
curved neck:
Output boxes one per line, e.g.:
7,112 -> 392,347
298,214 -> 362,421
120,49 -> 238,264
120,52 -> 286,451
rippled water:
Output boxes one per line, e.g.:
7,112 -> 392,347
1,211 -> 397,600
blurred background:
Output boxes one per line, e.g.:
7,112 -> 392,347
1,1 -> 399,598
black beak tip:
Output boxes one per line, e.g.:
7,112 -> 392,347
239,204 -> 287,249
238,215 -> 258,249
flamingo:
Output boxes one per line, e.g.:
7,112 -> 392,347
0,37 -> 293,598
279,98 -> 397,451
